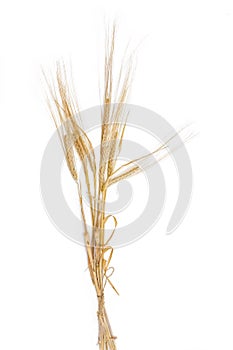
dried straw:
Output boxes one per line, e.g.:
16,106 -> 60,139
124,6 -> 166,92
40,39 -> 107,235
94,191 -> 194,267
44,24 -> 191,349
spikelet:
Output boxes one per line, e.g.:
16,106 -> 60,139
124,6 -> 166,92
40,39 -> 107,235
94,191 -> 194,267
108,165 -> 140,187
63,134 -> 78,181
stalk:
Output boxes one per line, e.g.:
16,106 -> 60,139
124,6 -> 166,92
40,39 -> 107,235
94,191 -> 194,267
97,294 -> 116,350
93,185 -> 117,350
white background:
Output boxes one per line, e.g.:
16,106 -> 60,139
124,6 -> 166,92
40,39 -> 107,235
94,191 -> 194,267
0,0 -> 233,349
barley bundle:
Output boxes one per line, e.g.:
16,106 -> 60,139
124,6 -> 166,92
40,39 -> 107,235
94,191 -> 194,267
44,25 -> 191,349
